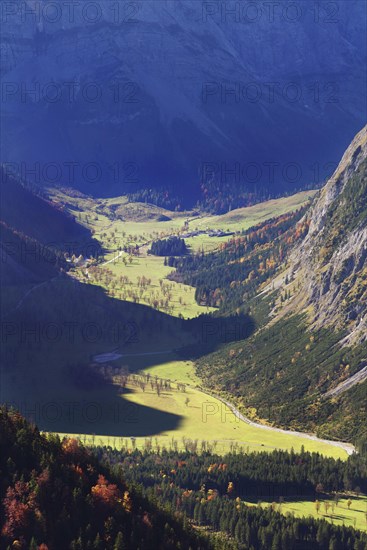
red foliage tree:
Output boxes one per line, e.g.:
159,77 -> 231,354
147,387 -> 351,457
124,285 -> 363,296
1,481 -> 37,540
91,475 -> 121,508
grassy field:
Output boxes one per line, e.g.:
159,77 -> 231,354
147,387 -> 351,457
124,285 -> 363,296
54,356 -> 349,459
32,188 -> 353,459
185,190 -> 317,252
245,495 -> 367,532
49,189 -> 316,318
83,250 -> 215,318
47,188 -> 317,250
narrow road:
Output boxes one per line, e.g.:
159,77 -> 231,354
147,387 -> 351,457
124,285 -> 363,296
100,238 -> 153,266
101,250 -> 125,266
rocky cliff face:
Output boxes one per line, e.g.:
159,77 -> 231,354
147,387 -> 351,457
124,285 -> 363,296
290,125 -> 367,343
1,0 -> 366,201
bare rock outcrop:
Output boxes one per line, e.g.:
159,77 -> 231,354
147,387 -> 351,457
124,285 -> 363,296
290,125 -> 367,344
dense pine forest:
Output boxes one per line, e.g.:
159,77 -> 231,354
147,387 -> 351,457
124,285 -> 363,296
100,446 -> 367,550
1,407 -> 367,550
98,447 -> 367,498
150,237 -> 188,257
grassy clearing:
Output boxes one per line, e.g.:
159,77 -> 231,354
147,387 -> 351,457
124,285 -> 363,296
83,251 -> 215,319
245,495 -> 367,532
198,191 -> 317,228
48,188 -> 316,250
141,359 -> 201,385
4,289 -> 340,458
185,190 -> 317,252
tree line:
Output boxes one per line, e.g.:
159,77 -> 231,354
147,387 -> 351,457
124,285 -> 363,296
2,407 -> 367,549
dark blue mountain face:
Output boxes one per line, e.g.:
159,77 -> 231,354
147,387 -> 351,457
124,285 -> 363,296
1,0 -> 366,205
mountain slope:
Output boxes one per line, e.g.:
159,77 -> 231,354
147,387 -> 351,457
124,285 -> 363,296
289,125 -> 367,344
0,168 -> 99,285
0,168 -> 96,250
1,1 -> 366,203
0,407 -> 211,550
191,127 -> 367,443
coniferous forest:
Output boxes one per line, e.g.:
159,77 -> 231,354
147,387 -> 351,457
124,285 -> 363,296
1,407 -> 367,550
149,237 -> 188,257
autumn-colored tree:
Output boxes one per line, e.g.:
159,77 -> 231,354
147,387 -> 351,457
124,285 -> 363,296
62,438 -> 85,460
1,481 -> 37,540
91,475 -> 120,508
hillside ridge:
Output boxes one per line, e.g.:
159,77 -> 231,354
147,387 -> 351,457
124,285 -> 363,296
286,125 -> 367,343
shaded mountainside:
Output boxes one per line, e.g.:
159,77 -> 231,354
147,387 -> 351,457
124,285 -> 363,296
0,167 -> 97,249
0,168 -> 99,284
1,1 -> 366,204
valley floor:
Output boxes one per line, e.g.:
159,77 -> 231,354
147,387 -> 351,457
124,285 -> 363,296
55,356 -> 351,459
3,190 -> 355,461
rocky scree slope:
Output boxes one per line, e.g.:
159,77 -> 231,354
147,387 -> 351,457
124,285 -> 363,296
289,125 -> 367,344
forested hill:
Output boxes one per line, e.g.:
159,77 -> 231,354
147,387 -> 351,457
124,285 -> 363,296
0,407 -> 210,550
169,207 -> 308,312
